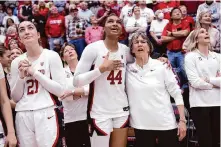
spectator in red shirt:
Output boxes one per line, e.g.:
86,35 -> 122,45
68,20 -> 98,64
162,7 -> 190,90
179,5 -> 195,31
153,0 -> 180,20
85,15 -> 103,44
45,6 -> 65,50
97,0 -> 119,26
38,0 -> 49,19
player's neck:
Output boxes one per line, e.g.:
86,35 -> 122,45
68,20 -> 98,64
201,24 -> 210,31
26,44 -> 43,60
197,44 -> 209,57
104,38 -> 118,51
68,60 -> 78,72
136,55 -> 149,68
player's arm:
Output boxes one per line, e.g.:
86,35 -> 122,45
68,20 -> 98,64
32,52 -> 66,97
73,45 -> 102,87
10,59 -> 25,102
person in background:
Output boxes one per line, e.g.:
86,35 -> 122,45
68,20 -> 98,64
0,4 -> 7,26
179,5 -> 195,31
97,0 -> 119,26
10,47 -> 22,62
139,0 -> 154,24
161,7 -> 190,91
126,32 -> 186,147
0,63 -> 17,147
45,6 -> 65,50
85,15 -> 103,44
196,0 -> 220,30
19,0 -> 33,22
67,5 -> 88,59
78,2 -> 93,23
29,4 -> 48,48
6,18 -> 16,29
4,26 -> 18,49
120,0 -> 134,27
53,0 -> 66,14
149,10 -> 169,55
2,7 -> 19,28
65,4 -> 75,42
153,0 -> 180,20
38,0 -> 49,19
89,1 -> 103,17
184,28 -> 220,147
126,6 -> 147,40
183,11 -> 220,53
59,43 -> 91,147
53,39 -> 62,53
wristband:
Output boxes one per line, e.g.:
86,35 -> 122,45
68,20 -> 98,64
179,119 -> 187,123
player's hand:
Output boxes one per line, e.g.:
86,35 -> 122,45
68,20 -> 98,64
18,60 -> 31,79
99,52 -> 122,73
60,90 -> 73,100
4,132 -> 17,147
158,57 -> 171,69
177,121 -> 187,141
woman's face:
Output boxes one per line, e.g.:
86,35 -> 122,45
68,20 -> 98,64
7,19 -> 14,26
63,45 -> 78,63
133,6 -> 140,16
197,28 -> 210,45
39,1 -> 45,7
200,12 -> 212,25
132,35 -> 150,58
10,48 -> 22,61
104,15 -> 122,38
18,21 -> 40,46
9,40 -> 19,50
0,50 -> 11,68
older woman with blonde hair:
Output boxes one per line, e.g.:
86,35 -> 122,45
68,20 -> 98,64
184,28 -> 220,147
183,11 -> 220,53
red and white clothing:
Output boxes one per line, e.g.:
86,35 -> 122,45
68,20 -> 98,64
184,50 -> 220,108
85,26 -> 104,44
10,49 -> 65,147
62,66 -> 89,124
73,40 -> 133,135
140,7 -> 154,23
126,58 -> 183,130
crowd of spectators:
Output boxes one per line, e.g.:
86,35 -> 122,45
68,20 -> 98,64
0,0 -> 220,146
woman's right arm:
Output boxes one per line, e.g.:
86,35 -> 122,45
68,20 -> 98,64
73,45 -> 102,87
10,58 -> 25,102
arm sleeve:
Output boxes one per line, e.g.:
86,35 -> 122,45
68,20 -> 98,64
83,84 -> 89,96
10,58 -> 25,102
32,52 -> 66,97
164,66 -> 184,105
210,77 -> 220,87
73,45 -> 102,87
0,64 -> 4,79
125,46 -> 135,63
184,54 -> 213,89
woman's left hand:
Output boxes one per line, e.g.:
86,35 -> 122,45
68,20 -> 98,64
158,57 -> 172,69
177,121 -> 187,141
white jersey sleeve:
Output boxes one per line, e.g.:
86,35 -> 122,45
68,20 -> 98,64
184,53 -> 213,90
125,46 -> 134,64
209,52 -> 221,87
10,57 -> 25,102
32,51 -> 65,97
73,44 -> 102,87
164,66 -> 184,105
0,63 -> 4,79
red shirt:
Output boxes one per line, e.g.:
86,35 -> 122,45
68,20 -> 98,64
45,14 -> 65,37
154,1 -> 180,20
182,16 -> 195,31
162,21 -> 190,51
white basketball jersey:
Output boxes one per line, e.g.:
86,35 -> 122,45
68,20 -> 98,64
88,41 -> 130,119
14,50 -> 58,111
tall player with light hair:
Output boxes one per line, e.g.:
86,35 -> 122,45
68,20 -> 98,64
10,21 -> 65,147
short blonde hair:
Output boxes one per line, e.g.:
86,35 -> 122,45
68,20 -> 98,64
196,10 -> 211,28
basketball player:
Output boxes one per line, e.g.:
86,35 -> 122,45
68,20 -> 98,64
73,13 -> 133,147
0,63 -> 17,147
10,21 -> 65,147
